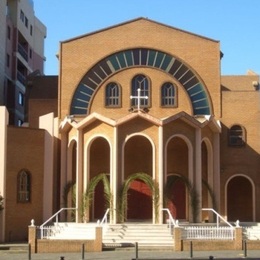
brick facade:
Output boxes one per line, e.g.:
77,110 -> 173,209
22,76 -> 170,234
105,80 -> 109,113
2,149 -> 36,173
1,17 -> 259,243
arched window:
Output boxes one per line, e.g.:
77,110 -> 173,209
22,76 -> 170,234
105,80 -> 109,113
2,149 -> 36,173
17,170 -> 30,202
161,82 -> 176,107
131,75 -> 150,107
228,125 -> 246,146
105,82 -> 121,107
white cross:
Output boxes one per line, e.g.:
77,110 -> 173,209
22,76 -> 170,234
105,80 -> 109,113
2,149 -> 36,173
130,88 -> 148,111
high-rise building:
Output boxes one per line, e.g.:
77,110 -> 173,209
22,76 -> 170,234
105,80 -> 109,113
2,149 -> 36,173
0,0 -> 46,125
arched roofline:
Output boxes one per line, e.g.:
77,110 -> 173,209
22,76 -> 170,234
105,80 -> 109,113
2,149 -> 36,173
70,48 -> 213,116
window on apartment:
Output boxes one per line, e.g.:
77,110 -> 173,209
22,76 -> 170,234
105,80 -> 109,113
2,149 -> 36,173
161,82 -> 176,107
18,92 -> 24,106
105,82 -> 121,107
25,17 -> 28,28
20,10 -> 24,22
131,74 -> 150,108
7,26 -> 11,40
30,25 -> 33,36
228,125 -> 246,146
17,170 -> 30,202
6,54 -> 10,68
29,49 -> 32,59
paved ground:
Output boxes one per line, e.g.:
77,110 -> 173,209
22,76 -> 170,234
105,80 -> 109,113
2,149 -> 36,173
0,248 -> 260,260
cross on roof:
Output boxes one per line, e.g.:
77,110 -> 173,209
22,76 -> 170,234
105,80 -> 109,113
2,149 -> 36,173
130,88 -> 148,111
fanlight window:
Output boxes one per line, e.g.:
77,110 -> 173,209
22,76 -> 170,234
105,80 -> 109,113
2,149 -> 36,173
161,82 -> 176,107
228,125 -> 245,146
17,170 -> 30,202
131,75 -> 150,107
105,82 -> 120,107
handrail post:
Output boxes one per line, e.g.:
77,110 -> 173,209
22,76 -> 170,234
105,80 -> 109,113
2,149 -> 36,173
100,208 -> 110,225
41,227 -> 43,239
202,208 -> 233,228
161,208 -> 175,228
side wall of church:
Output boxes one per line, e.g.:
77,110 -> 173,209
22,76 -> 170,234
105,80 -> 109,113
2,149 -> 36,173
220,78 -> 260,221
5,126 -> 45,241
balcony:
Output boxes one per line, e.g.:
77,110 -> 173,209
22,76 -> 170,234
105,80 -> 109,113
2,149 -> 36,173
18,43 -> 28,61
17,71 -> 26,85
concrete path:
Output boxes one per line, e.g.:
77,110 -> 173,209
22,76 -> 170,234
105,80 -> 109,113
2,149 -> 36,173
0,249 -> 260,260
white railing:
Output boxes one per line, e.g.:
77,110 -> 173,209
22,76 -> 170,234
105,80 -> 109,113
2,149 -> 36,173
180,208 -> 235,240
162,208 -> 176,235
162,208 -> 176,226
39,207 -> 77,239
99,208 -> 110,225
183,226 -> 235,240
202,208 -> 233,228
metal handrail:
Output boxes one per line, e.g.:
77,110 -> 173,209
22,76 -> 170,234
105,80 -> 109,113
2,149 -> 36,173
162,208 -> 176,227
99,208 -> 110,225
202,208 -> 233,228
40,207 -> 77,238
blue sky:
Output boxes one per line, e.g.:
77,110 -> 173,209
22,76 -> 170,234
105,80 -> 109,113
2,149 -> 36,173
34,0 -> 260,76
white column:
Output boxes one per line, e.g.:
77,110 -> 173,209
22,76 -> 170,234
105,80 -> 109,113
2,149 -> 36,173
112,126 -> 118,224
60,130 -> 68,208
213,133 -> 220,213
0,107 -> 8,242
158,125 -> 164,224
76,129 -> 83,222
194,128 -> 202,222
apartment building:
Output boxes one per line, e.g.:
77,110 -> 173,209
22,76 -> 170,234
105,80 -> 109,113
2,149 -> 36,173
0,0 -> 46,125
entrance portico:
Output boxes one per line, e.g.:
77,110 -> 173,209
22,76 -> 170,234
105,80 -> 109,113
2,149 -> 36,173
59,111 -> 221,224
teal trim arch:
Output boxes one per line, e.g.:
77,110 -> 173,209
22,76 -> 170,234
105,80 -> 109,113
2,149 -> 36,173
70,48 -> 211,115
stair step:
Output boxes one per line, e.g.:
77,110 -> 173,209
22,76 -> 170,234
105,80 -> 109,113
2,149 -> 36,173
44,223 -> 174,248
0,243 -> 28,252
103,223 -> 173,248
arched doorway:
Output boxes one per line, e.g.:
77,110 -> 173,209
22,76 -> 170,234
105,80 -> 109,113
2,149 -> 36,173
89,137 -> 110,221
227,176 -> 253,221
166,136 -> 189,220
124,135 -> 153,221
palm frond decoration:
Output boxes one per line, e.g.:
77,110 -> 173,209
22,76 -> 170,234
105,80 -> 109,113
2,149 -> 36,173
119,172 -> 160,223
165,175 -> 200,223
62,180 -> 75,208
62,181 -> 76,221
82,173 -> 112,222
202,179 -> 217,222
202,179 -> 217,211
0,195 -> 4,211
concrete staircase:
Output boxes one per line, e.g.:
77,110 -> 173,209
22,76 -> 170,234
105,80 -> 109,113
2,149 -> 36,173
48,222 -> 97,240
241,222 -> 260,240
0,243 -> 28,253
102,223 -> 174,250
46,222 -> 174,250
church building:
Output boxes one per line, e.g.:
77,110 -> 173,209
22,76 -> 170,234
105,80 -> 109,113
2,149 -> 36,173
0,17 -> 259,242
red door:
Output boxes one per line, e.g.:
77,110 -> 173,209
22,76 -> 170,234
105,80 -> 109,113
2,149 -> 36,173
127,179 -> 152,220
167,179 -> 186,220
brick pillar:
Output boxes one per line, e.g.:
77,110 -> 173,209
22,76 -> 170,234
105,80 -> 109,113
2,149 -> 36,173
235,227 -> 243,250
174,227 -> 182,251
94,226 -> 103,252
28,221 -> 37,253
